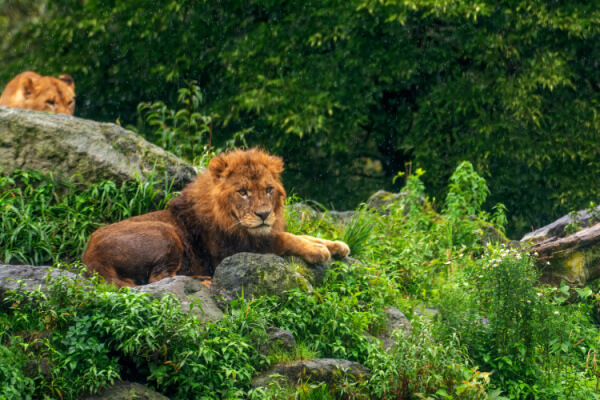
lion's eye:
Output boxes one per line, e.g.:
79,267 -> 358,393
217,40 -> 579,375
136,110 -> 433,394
265,187 -> 273,194
46,100 -> 56,106
238,189 -> 248,196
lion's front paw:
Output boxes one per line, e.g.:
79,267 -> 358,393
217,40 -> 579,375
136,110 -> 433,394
331,241 -> 350,258
303,243 -> 331,264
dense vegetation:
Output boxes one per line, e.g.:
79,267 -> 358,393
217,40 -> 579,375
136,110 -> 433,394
2,0 -> 600,235
2,161 -> 600,399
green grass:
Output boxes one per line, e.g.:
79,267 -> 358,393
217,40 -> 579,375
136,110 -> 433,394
0,169 -> 177,265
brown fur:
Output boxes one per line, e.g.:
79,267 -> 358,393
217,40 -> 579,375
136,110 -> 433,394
82,148 -> 350,287
0,71 -> 75,115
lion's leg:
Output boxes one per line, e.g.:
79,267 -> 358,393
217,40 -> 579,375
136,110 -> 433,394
189,275 -> 213,288
297,235 -> 351,258
272,232 -> 331,264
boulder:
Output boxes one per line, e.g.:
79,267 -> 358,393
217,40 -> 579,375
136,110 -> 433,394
80,381 -> 169,400
529,223 -> 600,287
287,203 -> 354,225
0,107 -> 195,189
366,190 -> 402,210
133,276 -> 223,322
521,207 -> 600,243
286,256 -> 362,287
210,253 -> 312,307
252,358 -> 371,388
0,264 -> 79,298
378,307 -> 412,350
259,327 -> 297,355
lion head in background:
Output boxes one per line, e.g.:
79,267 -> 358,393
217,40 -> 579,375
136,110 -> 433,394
83,148 -> 349,288
0,71 -> 76,115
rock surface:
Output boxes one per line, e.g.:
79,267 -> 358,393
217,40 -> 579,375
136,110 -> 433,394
133,276 -> 223,322
210,253 -> 313,307
378,307 -> 412,350
0,264 -> 78,297
529,223 -> 600,287
286,256 -> 361,287
80,381 -> 169,400
0,107 -> 195,189
252,358 -> 371,388
366,190 -> 403,210
521,207 -> 600,243
259,327 -> 297,355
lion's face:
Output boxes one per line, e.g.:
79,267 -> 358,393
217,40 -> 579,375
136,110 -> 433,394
0,72 -> 76,115
207,149 -> 286,237
24,75 -> 76,115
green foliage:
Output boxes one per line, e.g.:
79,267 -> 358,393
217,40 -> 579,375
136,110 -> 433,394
0,169 -> 177,265
341,205 -> 376,258
437,246 -> 600,399
364,323 -> 490,399
3,0 -> 600,232
137,82 -> 219,166
0,338 -> 36,400
3,270 -> 266,399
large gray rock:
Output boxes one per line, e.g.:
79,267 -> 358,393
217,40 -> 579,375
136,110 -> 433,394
529,223 -> 600,288
80,381 -> 169,400
287,256 -> 361,287
252,358 -> 371,388
133,276 -> 223,322
0,107 -> 195,189
0,264 -> 78,298
366,190 -> 403,210
521,207 -> 600,243
377,307 -> 412,350
259,327 -> 297,356
210,253 -> 312,307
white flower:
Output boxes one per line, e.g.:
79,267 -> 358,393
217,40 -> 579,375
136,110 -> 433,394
479,275 -> 483,278
537,293 -> 542,296
554,311 -> 559,315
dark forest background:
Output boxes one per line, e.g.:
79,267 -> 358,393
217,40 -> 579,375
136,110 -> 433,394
2,0 -> 600,237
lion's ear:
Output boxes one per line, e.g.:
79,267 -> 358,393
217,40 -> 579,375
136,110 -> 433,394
58,74 -> 75,89
20,77 -> 35,99
267,155 -> 284,177
209,155 -> 228,179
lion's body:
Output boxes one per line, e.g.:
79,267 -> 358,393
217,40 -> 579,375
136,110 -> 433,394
82,149 -> 350,287
0,71 -> 75,115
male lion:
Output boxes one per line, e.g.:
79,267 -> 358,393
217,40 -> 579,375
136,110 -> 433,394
82,148 -> 350,287
0,71 -> 76,115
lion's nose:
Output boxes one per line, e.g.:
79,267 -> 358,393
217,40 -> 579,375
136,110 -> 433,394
255,209 -> 271,221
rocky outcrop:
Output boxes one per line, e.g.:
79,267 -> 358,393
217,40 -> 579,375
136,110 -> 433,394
259,327 -> 297,355
529,223 -> 600,287
80,381 -> 169,400
366,190 -> 403,210
287,256 -> 361,287
378,308 -> 412,350
0,107 -> 195,189
210,253 -> 313,307
252,358 -> 371,388
521,208 -> 600,243
0,264 -> 78,299
133,276 -> 223,322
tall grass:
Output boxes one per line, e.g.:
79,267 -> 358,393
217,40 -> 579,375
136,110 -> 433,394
0,169 -> 178,265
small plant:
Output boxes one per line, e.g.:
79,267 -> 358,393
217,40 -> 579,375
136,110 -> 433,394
269,342 -> 320,365
342,205 -> 376,258
138,82 -> 218,164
